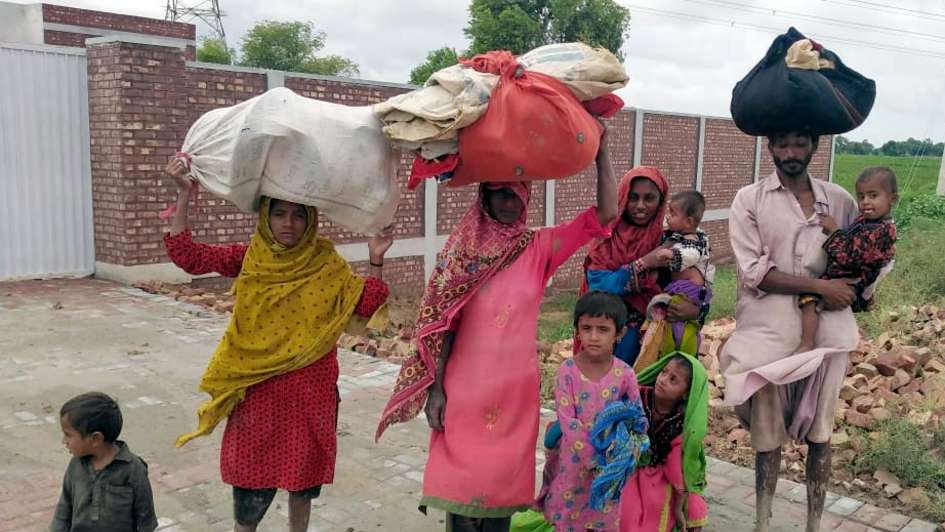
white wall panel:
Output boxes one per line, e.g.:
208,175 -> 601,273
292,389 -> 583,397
0,44 -> 93,280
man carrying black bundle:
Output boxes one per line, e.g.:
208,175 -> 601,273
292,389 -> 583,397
724,27 -> 877,532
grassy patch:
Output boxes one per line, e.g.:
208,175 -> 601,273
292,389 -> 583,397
539,361 -> 557,406
853,418 -> 945,521
537,291 -> 578,343
708,265 -> 736,321
936,423 -> 945,450
925,491 -> 945,524
895,194 -> 945,232
854,418 -> 945,489
856,218 -> 945,336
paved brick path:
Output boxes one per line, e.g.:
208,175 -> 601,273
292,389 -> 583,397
0,279 -> 937,531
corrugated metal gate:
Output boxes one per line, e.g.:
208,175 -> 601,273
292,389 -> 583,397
0,43 -> 93,280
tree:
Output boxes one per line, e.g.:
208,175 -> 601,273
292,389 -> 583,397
835,135 -> 876,155
301,55 -> 360,77
856,140 -> 875,155
409,0 -> 630,84
239,20 -> 359,76
879,140 -> 907,157
465,0 -> 630,57
545,0 -> 631,60
465,1 -> 547,56
409,47 -> 460,86
196,37 -> 234,65
838,135 -> 944,157
835,135 -> 849,153
854,140 -> 875,155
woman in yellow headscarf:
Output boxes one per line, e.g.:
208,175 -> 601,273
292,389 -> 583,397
163,159 -> 393,532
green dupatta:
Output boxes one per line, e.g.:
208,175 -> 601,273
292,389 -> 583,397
635,351 -> 709,494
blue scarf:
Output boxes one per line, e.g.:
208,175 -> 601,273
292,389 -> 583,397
588,399 -> 650,510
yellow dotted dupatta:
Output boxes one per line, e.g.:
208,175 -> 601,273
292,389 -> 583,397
176,198 -> 365,447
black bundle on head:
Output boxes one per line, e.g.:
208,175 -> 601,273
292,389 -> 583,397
61,392 -> 123,443
573,290 -> 628,331
732,28 -> 876,137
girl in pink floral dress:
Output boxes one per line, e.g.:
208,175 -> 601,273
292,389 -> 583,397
543,291 -> 647,531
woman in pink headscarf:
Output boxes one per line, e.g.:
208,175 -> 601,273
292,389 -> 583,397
377,131 -> 618,532
582,168 -> 706,365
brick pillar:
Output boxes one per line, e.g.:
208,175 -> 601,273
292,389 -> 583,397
86,36 -> 190,283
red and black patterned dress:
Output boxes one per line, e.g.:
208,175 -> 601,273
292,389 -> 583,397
164,230 -> 389,491
822,216 -> 896,312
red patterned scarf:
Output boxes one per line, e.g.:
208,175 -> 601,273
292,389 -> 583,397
583,167 -> 668,315
375,182 -> 534,440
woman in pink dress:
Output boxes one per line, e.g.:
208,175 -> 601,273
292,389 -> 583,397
376,130 -> 618,531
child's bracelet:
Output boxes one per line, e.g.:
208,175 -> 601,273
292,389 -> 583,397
798,294 -> 820,307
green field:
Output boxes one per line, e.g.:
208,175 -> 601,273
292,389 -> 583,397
832,153 -> 941,211
537,291 -> 578,343
707,264 -> 737,321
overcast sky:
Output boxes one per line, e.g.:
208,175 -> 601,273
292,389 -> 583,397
18,0 -> 945,144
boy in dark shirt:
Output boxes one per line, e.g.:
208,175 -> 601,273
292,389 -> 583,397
50,392 -> 157,532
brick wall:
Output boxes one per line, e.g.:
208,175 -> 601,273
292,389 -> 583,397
87,41 -> 125,265
608,110 -> 635,176
351,256 -> 425,295
42,3 -> 196,59
88,41 -> 194,265
85,40 -> 434,295
552,165 -> 595,288
702,219 -> 732,263
44,30 -> 97,47
641,114 -> 699,193
702,119 -> 755,210
43,4 -> 194,40
809,137 -> 833,180
284,76 -> 398,106
86,38 -> 834,297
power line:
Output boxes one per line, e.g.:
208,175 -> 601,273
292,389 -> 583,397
166,0 -> 227,45
822,0 -> 945,21
898,82 -> 945,202
624,4 -> 945,60
683,0 -> 945,44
